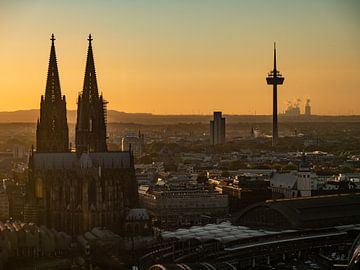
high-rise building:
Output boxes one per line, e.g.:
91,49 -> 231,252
36,34 -> 69,153
26,35 -> 138,235
210,112 -> 225,145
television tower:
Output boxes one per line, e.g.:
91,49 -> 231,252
266,43 -> 284,146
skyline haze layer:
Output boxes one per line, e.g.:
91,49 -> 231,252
0,0 -> 359,115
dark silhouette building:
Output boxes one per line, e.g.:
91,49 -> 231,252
26,34 -> 138,235
76,34 -> 107,153
210,111 -> 225,145
36,34 -> 69,152
235,193 -> 360,229
305,98 -> 311,116
266,43 -> 284,146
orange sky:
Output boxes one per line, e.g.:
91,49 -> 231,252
0,0 -> 359,115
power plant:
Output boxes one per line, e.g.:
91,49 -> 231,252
284,99 -> 301,116
305,98 -> 311,116
282,98 -> 312,116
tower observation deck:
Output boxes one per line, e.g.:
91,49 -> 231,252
266,43 -> 284,146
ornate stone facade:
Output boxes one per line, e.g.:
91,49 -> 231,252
36,34 -> 68,153
26,34 -> 138,235
76,34 -> 107,153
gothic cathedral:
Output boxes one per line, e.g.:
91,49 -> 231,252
26,34 -> 138,236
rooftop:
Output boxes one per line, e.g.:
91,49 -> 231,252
161,222 -> 295,244
32,151 -> 132,170
236,193 -> 360,229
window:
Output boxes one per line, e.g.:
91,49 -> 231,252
35,178 -> 43,198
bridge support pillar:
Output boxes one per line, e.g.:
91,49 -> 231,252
298,251 -> 301,258
252,257 -> 256,267
282,253 -> 286,261
267,256 -> 270,265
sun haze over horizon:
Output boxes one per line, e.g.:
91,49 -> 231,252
0,0 -> 359,115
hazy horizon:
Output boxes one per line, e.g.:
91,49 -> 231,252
1,108 -> 360,118
1,0 -> 359,115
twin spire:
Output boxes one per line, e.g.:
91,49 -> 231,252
46,33 -> 98,101
82,34 -> 99,103
76,33 -> 107,153
37,34 -> 107,153
44,33 -> 62,102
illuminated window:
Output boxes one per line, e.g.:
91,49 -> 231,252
35,178 -> 44,198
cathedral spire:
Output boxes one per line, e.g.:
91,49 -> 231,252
76,34 -> 107,153
36,34 -> 69,152
45,33 -> 62,102
82,33 -> 99,102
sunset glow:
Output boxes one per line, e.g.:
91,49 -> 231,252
0,0 -> 359,115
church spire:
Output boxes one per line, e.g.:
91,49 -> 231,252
45,33 -> 62,102
82,34 -> 99,102
75,34 -> 107,153
36,34 -> 69,152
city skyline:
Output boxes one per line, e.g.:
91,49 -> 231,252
1,2 -> 360,269
0,0 -> 359,115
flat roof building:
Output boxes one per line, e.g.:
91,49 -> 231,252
210,112 -> 225,145
139,184 -> 228,228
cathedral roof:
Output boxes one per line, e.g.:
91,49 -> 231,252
32,151 -> 132,170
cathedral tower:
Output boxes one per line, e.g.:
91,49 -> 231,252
36,34 -> 69,152
28,34 -> 138,235
76,34 -> 107,153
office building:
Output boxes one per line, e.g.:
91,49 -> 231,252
122,131 -> 144,158
210,112 -> 225,145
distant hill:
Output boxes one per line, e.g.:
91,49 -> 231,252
0,109 -> 359,124
0,110 -> 154,124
